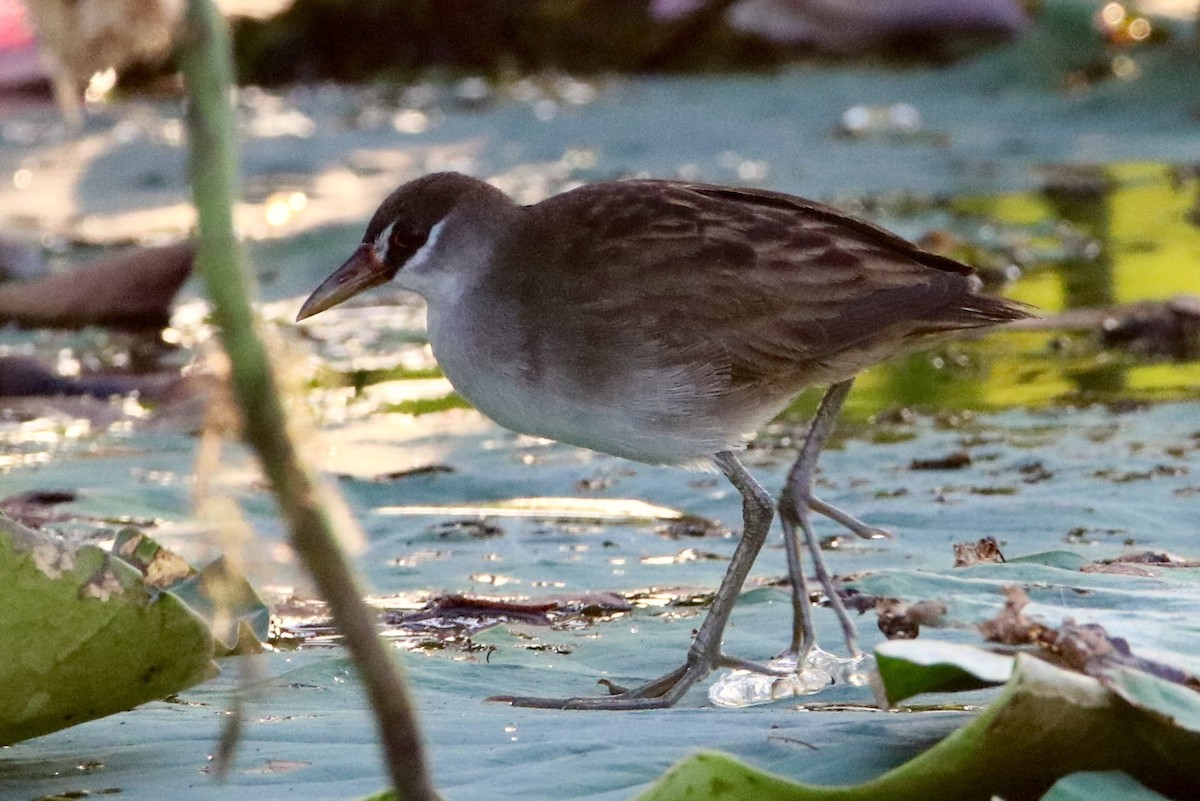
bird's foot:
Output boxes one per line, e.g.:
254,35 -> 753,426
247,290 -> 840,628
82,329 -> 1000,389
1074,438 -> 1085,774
489,649 -> 796,710
489,660 -> 702,710
707,646 -> 873,708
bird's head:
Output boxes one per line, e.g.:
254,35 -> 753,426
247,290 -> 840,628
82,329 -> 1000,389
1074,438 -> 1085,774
295,172 -> 500,321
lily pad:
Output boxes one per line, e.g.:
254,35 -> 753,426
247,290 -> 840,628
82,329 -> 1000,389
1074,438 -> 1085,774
0,514 -> 216,745
112,528 -> 268,654
631,655 -> 1200,801
1099,665 -> 1200,734
1039,771 -> 1172,801
874,639 -> 1015,706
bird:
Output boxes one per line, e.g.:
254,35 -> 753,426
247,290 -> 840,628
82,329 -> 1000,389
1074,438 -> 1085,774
296,171 -> 1032,709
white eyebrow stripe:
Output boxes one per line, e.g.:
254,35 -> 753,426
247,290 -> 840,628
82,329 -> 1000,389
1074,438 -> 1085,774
373,220 -> 395,263
404,219 -> 446,271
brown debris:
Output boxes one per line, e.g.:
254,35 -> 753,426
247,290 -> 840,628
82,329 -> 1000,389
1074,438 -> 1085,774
840,589 -> 878,615
1050,622 -> 1128,674
426,519 -> 505,540
0,243 -> 193,330
625,586 -> 715,608
0,489 -> 157,536
376,464 -> 455,480
393,594 -> 567,627
875,598 -> 948,639
1009,294 -> 1200,359
1080,562 -> 1158,576
1017,461 -> 1054,483
1082,551 -> 1200,573
1092,465 -> 1189,483
1065,526 -> 1126,545
977,586 -> 1050,646
659,514 -> 727,539
978,586 -> 1200,691
1053,621 -> 1200,691
0,489 -> 77,529
910,450 -> 972,470
275,588 -> 673,649
953,536 -> 1006,567
0,355 -> 183,399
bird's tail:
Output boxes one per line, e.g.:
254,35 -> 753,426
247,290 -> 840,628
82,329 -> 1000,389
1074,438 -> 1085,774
915,292 -> 1035,336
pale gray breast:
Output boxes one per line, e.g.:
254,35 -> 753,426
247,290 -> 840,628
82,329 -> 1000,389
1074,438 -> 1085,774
428,269 -> 742,465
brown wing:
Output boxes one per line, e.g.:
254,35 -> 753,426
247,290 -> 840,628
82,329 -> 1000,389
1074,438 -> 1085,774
496,180 -> 1028,394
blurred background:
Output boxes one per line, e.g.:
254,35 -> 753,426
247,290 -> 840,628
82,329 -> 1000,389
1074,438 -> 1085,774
1,2 -> 1199,799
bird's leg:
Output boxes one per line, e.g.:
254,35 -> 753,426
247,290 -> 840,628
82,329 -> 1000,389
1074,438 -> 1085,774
492,451 -> 779,710
779,378 -> 872,660
802,381 -> 890,542
780,512 -> 818,659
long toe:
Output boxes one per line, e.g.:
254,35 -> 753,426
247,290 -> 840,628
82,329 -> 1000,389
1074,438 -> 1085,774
489,661 -> 706,710
807,496 -> 892,540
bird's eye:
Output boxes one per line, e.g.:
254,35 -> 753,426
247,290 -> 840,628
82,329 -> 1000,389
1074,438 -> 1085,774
390,227 -> 429,259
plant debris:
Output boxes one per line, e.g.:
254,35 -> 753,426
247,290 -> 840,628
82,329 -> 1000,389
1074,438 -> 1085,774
910,450 -> 973,470
979,586 -> 1200,690
953,536 -> 1006,566
875,598 -> 949,639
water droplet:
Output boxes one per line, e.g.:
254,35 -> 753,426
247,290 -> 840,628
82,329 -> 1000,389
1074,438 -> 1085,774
708,649 -> 873,708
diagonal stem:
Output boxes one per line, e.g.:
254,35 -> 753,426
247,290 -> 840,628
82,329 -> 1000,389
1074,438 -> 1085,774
176,3 -> 436,799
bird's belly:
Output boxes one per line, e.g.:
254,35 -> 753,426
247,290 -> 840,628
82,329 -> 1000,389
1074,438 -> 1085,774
447,361 -> 729,464
430,330 -> 761,466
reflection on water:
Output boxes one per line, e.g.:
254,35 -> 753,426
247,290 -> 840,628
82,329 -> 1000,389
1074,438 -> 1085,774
814,162 -> 1200,423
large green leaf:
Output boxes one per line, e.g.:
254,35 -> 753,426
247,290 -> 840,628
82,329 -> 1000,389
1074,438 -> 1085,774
874,640 -> 1014,705
0,515 -> 216,745
632,656 -> 1200,801
1039,772 -> 1172,801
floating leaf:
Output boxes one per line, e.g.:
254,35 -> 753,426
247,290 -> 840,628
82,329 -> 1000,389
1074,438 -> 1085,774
631,656 -> 1200,801
1099,665 -> 1200,734
113,528 -> 269,654
1039,771 -> 1172,801
0,514 -> 216,745
874,639 -> 1014,706
169,557 -> 270,654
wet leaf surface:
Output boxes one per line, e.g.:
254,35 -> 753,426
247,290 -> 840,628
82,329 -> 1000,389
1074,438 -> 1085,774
632,655 -> 1200,801
1039,771 -> 1172,801
0,517 -> 215,746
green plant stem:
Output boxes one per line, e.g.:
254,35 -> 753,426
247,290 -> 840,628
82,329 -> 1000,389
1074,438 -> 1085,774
175,3 -> 437,800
